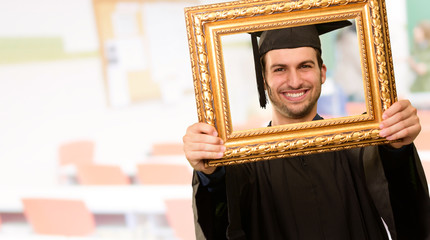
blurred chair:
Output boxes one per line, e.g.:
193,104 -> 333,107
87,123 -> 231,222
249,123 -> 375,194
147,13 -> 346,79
22,198 -> 95,236
151,142 -> 184,156
165,199 -> 195,240
76,164 -> 130,185
136,164 -> 192,185
59,140 -> 94,166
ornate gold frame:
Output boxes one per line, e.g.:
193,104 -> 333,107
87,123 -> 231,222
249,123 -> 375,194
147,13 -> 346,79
185,0 -> 397,166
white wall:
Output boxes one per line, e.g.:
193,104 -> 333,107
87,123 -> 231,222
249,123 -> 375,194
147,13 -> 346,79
0,0 -> 198,187
0,0 -> 98,52
386,0 -> 413,97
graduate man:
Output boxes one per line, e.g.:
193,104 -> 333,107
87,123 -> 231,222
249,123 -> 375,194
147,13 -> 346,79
183,21 -> 430,240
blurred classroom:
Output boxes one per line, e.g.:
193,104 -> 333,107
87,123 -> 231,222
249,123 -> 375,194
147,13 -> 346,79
0,0 -> 429,239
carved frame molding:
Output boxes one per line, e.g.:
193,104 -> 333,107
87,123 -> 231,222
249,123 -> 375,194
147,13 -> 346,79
185,0 -> 397,166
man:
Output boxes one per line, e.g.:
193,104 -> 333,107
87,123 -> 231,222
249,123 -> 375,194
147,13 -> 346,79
183,21 -> 430,240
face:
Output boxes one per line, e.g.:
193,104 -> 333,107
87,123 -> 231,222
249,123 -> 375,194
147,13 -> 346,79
263,47 -> 327,125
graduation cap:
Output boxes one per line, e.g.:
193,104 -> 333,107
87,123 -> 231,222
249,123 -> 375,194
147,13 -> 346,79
251,20 -> 352,108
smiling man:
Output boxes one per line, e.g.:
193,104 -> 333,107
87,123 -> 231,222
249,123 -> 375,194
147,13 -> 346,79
183,21 -> 430,240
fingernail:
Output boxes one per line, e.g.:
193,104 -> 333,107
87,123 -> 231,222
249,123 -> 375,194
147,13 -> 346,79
379,130 -> 386,137
212,131 -> 218,137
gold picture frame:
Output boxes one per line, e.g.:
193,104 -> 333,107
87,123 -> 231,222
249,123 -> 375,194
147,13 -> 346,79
185,0 -> 397,166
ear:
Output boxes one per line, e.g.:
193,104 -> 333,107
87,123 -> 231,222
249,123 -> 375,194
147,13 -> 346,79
320,64 -> 327,84
263,76 -> 267,90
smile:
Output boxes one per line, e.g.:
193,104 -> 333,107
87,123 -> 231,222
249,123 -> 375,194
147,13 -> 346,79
281,90 -> 308,101
285,92 -> 305,98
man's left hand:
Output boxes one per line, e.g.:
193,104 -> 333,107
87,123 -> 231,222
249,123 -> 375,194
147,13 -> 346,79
379,99 -> 421,149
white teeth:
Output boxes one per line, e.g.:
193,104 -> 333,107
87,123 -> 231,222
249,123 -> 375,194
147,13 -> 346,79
285,92 -> 305,98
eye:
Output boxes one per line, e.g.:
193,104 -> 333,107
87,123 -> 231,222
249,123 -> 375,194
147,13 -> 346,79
300,64 -> 312,69
273,67 -> 285,72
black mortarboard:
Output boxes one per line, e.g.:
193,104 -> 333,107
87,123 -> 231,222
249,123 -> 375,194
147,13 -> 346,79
251,20 -> 352,108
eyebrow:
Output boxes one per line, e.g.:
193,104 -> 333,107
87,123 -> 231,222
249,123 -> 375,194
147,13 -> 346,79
269,60 -> 316,70
299,60 -> 316,66
269,63 -> 287,70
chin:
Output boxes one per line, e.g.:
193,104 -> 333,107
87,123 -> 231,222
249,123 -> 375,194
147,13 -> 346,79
277,106 -> 313,120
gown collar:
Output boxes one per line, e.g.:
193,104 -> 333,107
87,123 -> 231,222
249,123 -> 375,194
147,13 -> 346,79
268,114 -> 323,127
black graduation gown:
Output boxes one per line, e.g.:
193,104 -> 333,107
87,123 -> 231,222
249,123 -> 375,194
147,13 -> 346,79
192,144 -> 430,240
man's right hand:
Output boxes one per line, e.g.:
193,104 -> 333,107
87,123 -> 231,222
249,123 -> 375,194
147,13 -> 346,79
183,123 -> 225,175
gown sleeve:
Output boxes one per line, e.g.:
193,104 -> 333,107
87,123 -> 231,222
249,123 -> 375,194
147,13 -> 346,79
192,167 -> 228,240
376,144 -> 430,240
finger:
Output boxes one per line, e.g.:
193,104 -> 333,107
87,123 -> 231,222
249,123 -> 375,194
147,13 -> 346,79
186,150 -> 225,162
380,103 -> 416,129
184,141 -> 225,154
380,115 -> 416,138
384,124 -> 414,141
382,100 -> 409,120
183,122 -> 223,147
187,122 -> 218,137
395,122 -> 420,140
380,111 -> 408,130
183,122 -> 226,167
383,123 -> 420,148
183,132 -> 224,147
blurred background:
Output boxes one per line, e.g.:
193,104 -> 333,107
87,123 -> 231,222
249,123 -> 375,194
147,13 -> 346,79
0,0 -> 429,239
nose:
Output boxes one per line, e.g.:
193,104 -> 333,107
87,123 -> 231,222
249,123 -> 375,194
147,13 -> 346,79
287,70 -> 302,89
